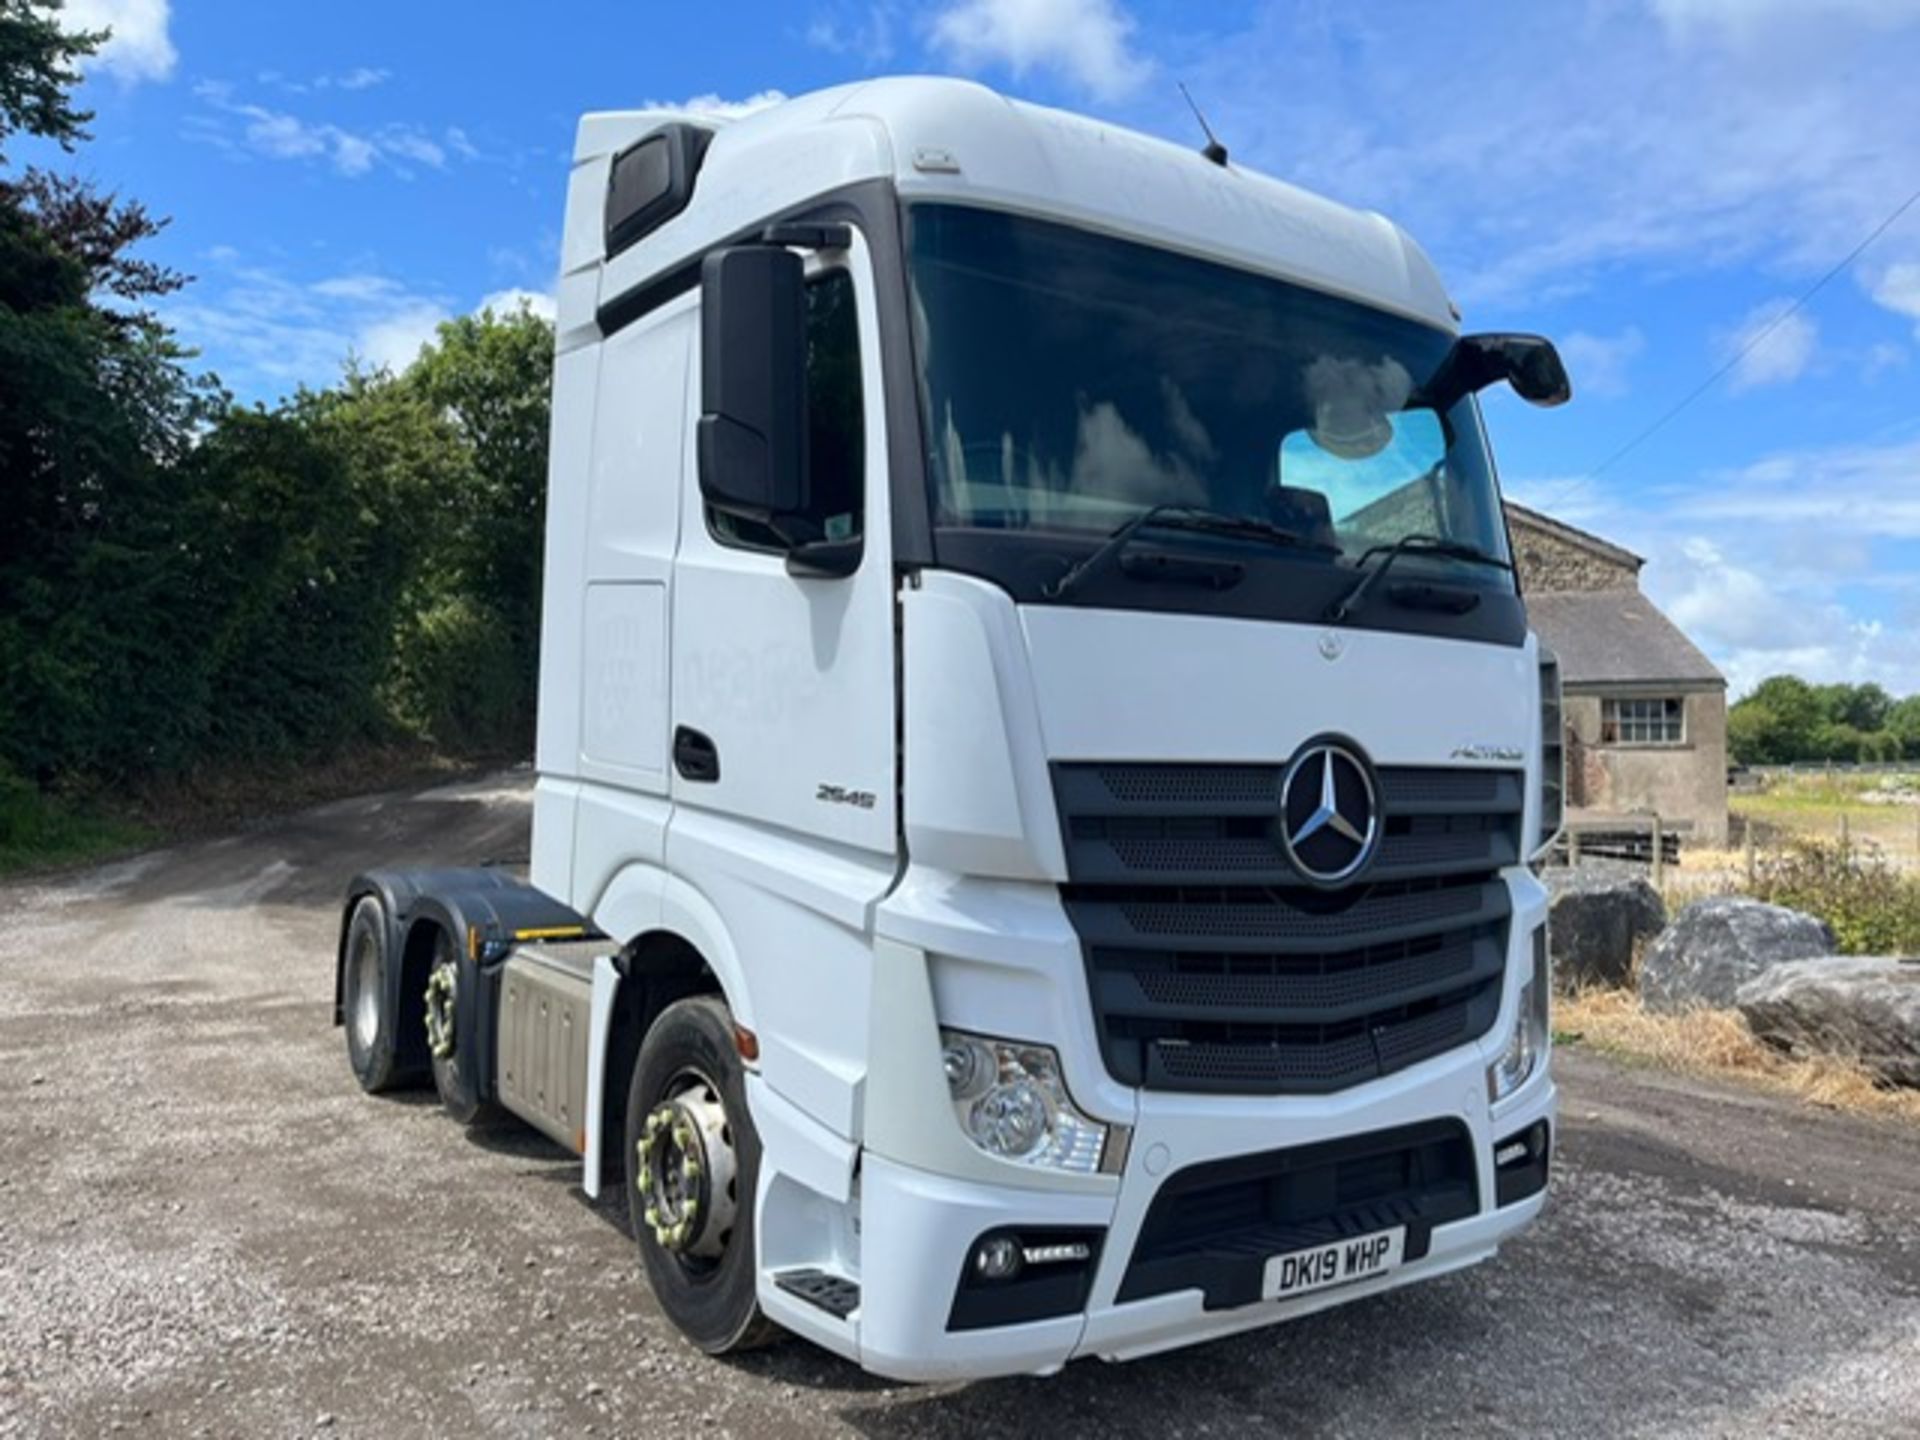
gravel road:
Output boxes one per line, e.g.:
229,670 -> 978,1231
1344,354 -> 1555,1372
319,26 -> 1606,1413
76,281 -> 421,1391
3,772 -> 1917,1438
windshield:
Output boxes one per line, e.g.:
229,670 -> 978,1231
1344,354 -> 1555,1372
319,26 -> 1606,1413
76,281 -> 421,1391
905,204 -> 1518,623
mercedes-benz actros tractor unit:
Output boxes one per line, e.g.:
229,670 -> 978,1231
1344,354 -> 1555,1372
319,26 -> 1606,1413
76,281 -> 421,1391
335,77 -> 1571,1382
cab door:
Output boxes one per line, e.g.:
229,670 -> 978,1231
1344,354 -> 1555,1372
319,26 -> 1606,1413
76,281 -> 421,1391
666,234 -> 898,864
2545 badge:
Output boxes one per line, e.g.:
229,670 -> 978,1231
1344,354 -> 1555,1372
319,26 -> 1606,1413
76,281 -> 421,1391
816,783 -> 877,810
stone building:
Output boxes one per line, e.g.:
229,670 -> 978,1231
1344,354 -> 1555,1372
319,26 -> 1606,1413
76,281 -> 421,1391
1506,502 -> 1729,846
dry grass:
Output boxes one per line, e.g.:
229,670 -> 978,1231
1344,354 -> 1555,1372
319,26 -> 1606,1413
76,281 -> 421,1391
1733,772 -> 1920,871
1556,987 -> 1920,1123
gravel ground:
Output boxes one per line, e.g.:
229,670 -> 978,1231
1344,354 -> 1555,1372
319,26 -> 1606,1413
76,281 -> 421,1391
2,772 -> 1917,1438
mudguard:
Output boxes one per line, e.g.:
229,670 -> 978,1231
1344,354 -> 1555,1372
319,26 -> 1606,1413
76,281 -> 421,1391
333,867 -> 603,1091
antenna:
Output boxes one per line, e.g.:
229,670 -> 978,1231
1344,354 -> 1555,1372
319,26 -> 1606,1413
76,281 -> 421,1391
1177,82 -> 1229,167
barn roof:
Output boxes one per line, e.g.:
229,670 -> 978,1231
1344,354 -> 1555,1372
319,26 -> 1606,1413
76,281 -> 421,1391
1527,589 -> 1725,688
1504,501 -> 1645,571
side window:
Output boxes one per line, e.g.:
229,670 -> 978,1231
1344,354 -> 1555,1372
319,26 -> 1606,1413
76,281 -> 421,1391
711,268 -> 865,551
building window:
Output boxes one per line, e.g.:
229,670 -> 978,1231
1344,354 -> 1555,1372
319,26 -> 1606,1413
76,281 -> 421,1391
1601,696 -> 1684,745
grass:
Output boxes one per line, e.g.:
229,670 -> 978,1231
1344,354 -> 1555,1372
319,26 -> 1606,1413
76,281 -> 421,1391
1557,987 -> 1920,1123
0,782 -> 155,875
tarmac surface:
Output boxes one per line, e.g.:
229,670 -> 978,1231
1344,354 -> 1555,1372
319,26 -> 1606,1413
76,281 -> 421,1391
2,771 -> 1917,1438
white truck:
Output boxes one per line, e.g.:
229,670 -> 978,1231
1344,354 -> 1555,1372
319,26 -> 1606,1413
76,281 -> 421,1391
335,77 -> 1570,1381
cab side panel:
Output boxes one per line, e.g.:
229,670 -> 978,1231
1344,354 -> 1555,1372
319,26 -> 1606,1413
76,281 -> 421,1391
564,296 -> 697,920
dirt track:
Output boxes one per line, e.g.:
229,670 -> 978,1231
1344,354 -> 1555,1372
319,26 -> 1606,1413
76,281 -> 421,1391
3,772 -> 1918,1438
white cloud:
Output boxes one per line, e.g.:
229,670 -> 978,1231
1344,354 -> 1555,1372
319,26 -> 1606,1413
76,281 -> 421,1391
327,66 -> 390,92
189,84 -> 474,177
163,260 -> 456,394
1559,327 -> 1645,398
63,0 -> 176,85
1176,5 -> 1920,323
164,258 -> 562,398
478,288 -> 557,323
1668,434 -> 1920,536
358,302 -> 452,372
1656,536 -> 1916,699
378,129 -> 446,169
807,3 -> 898,65
1527,433 -> 1920,695
644,91 -> 788,120
1872,260 -> 1920,336
929,0 -> 1150,100
1720,300 -> 1818,391
1863,339 -> 1908,379
1649,0 -> 1920,47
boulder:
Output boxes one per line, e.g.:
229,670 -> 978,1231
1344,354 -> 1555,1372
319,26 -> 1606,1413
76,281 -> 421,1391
1638,897 -> 1836,1013
1542,866 -> 1666,991
1736,957 -> 1920,1088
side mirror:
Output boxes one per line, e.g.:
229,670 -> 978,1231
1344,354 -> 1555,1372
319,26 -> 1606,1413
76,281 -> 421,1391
697,246 -> 808,527
1421,333 -> 1572,412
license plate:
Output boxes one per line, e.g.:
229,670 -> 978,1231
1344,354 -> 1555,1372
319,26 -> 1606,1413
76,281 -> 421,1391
1262,1227 -> 1406,1302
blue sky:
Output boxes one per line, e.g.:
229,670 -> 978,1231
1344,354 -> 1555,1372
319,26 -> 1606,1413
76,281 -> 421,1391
38,0 -> 1920,699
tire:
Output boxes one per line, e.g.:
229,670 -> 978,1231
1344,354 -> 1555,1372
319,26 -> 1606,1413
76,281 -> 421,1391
342,895 -> 407,1093
625,995 -> 779,1354
426,927 -> 497,1125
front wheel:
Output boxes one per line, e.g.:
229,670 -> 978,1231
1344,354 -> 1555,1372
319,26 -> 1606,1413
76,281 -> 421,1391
625,996 -> 778,1354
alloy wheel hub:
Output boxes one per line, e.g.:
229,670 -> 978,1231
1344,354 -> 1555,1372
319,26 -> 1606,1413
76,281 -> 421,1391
636,1077 -> 738,1260
424,961 -> 457,1061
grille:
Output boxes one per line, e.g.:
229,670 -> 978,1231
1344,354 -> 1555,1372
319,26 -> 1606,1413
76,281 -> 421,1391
1117,1119 -> 1479,1309
1053,761 -> 1522,1095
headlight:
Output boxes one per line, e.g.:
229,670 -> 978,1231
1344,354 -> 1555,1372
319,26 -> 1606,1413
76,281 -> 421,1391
1487,926 -> 1551,1103
940,1029 -> 1110,1174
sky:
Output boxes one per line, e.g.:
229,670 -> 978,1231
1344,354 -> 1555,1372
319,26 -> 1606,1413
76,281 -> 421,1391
33,0 -> 1920,700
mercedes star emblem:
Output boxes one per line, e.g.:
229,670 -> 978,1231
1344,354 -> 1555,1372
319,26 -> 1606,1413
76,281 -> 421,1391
1278,741 -> 1380,885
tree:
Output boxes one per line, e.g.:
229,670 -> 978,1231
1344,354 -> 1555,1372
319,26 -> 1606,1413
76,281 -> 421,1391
399,304 -> 555,750
0,0 -> 219,781
0,0 -> 102,158
1814,681 -> 1891,735
1726,703 -> 1770,767
1729,675 -> 1825,764
1889,695 -> 1920,760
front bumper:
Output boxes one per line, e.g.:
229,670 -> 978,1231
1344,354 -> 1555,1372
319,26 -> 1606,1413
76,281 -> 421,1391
854,1050 -> 1556,1382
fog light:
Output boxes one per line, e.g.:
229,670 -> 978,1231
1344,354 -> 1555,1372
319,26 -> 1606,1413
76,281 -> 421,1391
1487,926 -> 1551,1104
940,1029 -> 1109,1174
1494,1121 -> 1552,1206
972,1235 -> 1024,1282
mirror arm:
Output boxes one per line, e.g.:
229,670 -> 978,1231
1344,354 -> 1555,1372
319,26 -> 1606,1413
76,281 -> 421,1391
758,222 -> 852,252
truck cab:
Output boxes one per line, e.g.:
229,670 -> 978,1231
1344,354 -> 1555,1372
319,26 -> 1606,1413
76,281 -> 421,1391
336,77 -> 1568,1382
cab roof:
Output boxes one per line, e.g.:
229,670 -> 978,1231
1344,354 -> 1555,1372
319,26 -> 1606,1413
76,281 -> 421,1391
560,77 -> 1456,346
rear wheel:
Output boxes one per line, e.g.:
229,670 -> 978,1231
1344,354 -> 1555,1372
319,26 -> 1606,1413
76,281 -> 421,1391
343,896 -> 406,1093
426,928 -> 495,1124
625,996 -> 778,1354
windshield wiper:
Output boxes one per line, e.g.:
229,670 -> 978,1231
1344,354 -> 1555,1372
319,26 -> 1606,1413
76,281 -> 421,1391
1047,505 -> 1338,601
1325,533 -> 1513,624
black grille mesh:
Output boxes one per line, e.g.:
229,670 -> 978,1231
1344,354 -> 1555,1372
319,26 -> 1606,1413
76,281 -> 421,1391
1118,1119 -> 1480,1308
1053,761 -> 1521,1095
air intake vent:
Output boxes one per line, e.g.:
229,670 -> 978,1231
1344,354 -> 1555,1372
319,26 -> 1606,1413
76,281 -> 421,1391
1538,647 -> 1564,856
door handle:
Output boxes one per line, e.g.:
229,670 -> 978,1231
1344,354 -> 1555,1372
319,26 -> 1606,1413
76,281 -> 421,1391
673,726 -> 720,783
